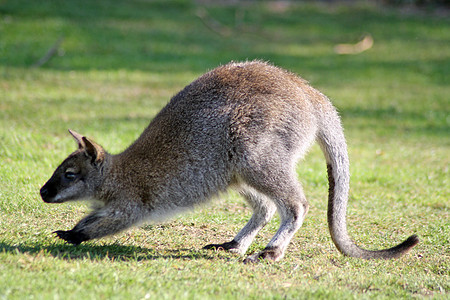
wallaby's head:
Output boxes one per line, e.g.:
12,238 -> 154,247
40,130 -> 107,203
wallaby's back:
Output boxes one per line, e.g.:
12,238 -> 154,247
115,61 -> 322,208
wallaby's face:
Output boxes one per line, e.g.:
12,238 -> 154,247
40,130 -> 106,203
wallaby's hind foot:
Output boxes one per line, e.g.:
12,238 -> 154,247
203,185 -> 278,256
54,230 -> 89,245
243,247 -> 284,263
203,240 -> 240,252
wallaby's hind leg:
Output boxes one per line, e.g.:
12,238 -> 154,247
55,201 -> 145,245
203,185 -> 277,254
242,172 -> 309,263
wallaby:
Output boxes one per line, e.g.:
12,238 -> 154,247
40,61 -> 419,262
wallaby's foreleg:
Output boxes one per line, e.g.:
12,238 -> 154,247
55,201 -> 145,245
243,180 -> 308,263
204,187 -> 277,254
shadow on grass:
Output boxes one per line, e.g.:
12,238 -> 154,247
0,241 -> 233,262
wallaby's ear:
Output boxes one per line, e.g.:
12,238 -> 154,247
68,129 -> 105,164
82,136 -> 105,164
68,129 -> 86,149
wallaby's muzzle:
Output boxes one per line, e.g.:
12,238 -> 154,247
40,184 -> 55,203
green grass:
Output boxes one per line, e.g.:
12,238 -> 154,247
0,0 -> 448,299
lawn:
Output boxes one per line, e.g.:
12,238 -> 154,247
0,0 -> 448,299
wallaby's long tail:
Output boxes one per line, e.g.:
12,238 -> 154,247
316,106 -> 419,259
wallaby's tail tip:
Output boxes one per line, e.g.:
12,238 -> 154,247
380,234 -> 419,259
345,234 -> 420,260
393,234 -> 419,259
405,234 -> 420,249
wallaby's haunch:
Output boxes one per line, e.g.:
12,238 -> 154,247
40,61 -> 419,262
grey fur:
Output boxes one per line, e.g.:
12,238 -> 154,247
40,61 -> 418,261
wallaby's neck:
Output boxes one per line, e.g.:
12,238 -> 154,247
94,152 -> 121,201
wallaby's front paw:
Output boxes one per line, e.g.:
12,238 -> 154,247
54,230 -> 89,245
243,248 -> 283,264
203,240 -> 239,251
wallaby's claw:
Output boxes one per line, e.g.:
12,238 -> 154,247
203,240 -> 239,251
54,230 -> 88,245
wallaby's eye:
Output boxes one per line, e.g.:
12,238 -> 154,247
64,171 -> 78,180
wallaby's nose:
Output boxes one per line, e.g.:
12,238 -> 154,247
40,186 -> 49,199
40,184 -> 57,202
